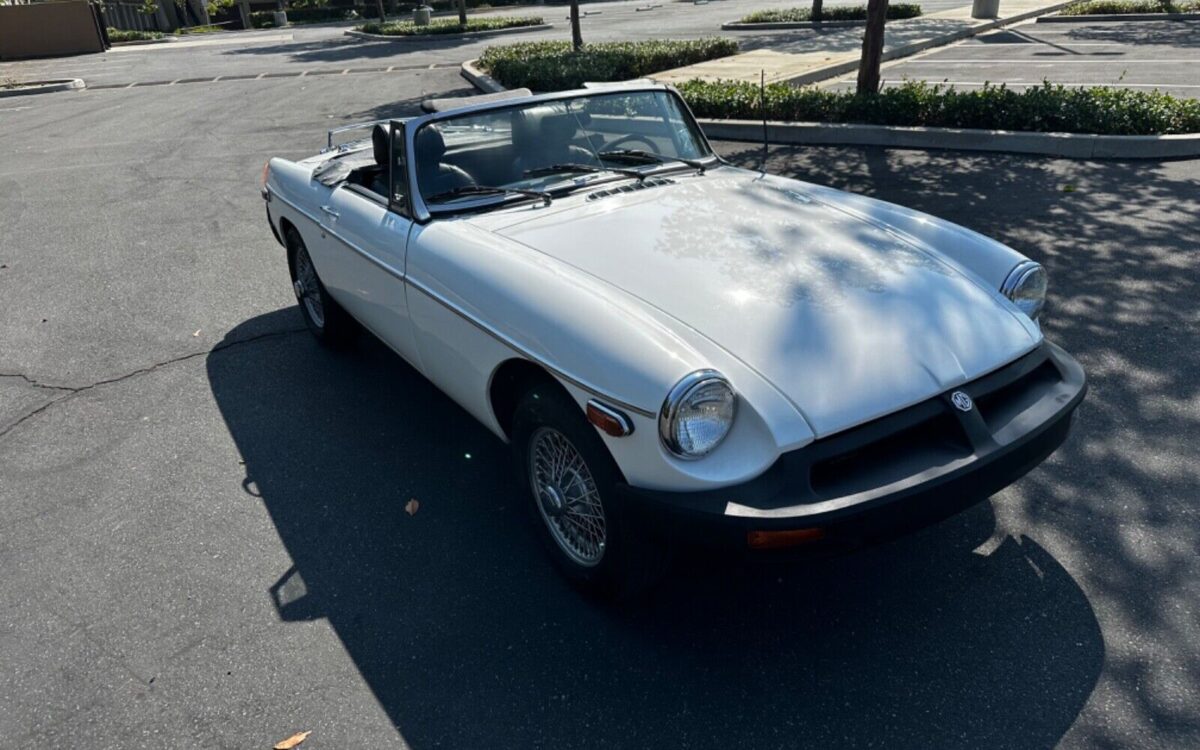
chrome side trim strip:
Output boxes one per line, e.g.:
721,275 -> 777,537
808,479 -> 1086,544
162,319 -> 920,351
405,277 -> 656,418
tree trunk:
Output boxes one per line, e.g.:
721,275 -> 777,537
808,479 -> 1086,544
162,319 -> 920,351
856,0 -> 888,94
569,0 -> 582,51
376,0 -> 387,22
457,0 -> 467,26
811,0 -> 822,23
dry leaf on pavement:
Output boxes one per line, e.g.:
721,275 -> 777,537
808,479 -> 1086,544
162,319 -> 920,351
405,499 -> 420,516
273,730 -> 311,749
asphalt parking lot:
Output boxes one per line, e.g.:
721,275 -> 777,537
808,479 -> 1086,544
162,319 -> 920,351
2,21 -> 1199,750
830,18 -> 1200,98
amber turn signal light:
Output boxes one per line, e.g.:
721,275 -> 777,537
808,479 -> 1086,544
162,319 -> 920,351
747,527 -> 826,550
586,400 -> 633,437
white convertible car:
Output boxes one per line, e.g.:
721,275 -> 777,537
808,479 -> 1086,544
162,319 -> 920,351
262,83 -> 1085,593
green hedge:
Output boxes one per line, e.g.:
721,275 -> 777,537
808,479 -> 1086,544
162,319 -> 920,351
676,79 -> 1200,135
740,4 -> 922,22
479,39 -> 739,91
106,28 -> 165,42
1059,0 -> 1198,13
358,15 -> 543,34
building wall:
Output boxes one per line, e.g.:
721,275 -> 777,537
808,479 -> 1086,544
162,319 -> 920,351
0,2 -> 105,61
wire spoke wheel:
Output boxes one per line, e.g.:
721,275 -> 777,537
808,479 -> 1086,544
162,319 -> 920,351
529,426 -> 607,567
293,245 -> 325,329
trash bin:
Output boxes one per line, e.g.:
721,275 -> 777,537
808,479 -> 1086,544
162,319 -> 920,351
971,0 -> 999,18
413,5 -> 432,25
273,10 -> 288,26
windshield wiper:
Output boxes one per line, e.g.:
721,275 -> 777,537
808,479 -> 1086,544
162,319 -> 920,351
599,149 -> 708,174
523,162 -> 646,181
425,184 -> 552,207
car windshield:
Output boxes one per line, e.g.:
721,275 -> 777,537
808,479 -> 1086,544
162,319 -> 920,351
413,89 -> 711,209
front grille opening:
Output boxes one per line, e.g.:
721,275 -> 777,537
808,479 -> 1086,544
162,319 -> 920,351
976,360 -> 1061,431
809,413 -> 972,499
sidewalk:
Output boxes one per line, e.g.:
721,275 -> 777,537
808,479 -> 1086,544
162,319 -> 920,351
654,0 -> 1075,86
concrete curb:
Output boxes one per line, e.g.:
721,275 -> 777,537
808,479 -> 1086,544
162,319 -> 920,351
776,1 -> 1077,86
461,58 -> 507,93
345,22 -> 552,42
721,19 -> 874,30
1036,11 -> 1200,21
697,119 -> 1200,159
109,36 -> 179,46
0,78 -> 86,98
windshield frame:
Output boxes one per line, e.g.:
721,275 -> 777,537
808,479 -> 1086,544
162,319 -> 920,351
401,84 -> 719,222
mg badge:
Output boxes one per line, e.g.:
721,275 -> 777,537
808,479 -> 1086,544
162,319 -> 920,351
951,391 -> 974,412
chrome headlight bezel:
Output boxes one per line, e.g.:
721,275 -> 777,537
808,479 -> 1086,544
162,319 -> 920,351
659,370 -> 737,460
1001,260 -> 1048,321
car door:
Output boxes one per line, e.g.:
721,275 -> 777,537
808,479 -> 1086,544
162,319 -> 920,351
321,121 -> 423,370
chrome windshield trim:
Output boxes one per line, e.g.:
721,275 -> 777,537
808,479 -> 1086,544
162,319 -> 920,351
405,277 -> 656,418
406,83 -> 714,222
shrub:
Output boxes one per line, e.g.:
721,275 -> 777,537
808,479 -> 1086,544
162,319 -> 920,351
479,39 -> 739,91
358,15 -> 543,34
1059,0 -> 1198,13
675,79 -> 1200,135
740,4 -> 922,22
106,28 -> 165,42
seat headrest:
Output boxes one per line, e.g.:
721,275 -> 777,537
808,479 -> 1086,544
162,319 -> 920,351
372,124 -> 389,168
540,113 -> 578,143
415,126 -> 447,164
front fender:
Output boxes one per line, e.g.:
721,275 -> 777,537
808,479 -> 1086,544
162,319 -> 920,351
405,218 -> 815,491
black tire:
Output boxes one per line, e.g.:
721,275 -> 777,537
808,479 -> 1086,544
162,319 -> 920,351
285,226 -> 356,347
511,383 -> 668,599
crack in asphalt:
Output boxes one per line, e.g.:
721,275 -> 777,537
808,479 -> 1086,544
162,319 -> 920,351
0,327 -> 307,442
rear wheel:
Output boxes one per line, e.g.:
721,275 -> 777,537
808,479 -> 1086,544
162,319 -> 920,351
285,227 -> 355,346
512,384 -> 667,598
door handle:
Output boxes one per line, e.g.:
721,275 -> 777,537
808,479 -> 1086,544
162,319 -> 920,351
320,205 -> 340,220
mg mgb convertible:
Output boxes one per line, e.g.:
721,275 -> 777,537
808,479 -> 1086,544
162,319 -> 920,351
261,83 -> 1085,594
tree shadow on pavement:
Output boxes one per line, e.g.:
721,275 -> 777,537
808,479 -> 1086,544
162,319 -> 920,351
716,142 -> 1200,748
209,305 -> 1102,748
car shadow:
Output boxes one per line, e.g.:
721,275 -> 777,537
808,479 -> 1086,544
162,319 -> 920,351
208,308 -> 1103,748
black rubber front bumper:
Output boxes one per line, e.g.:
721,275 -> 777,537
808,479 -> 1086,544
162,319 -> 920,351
617,341 -> 1086,554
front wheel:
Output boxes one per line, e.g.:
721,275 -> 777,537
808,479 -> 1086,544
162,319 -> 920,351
512,385 -> 667,598
285,227 -> 355,346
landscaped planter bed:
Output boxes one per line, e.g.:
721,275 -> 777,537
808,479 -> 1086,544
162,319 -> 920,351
676,79 -> 1200,136
477,39 -> 739,91
355,15 -> 545,36
731,3 -> 922,25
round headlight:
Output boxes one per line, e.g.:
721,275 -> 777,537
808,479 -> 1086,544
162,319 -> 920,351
1001,260 -> 1048,320
659,370 -> 736,459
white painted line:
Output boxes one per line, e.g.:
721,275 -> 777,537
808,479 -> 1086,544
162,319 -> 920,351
0,105 -> 32,113
256,72 -> 266,79
386,65 -> 395,72
906,58 -> 1200,64
213,75 -> 223,82
341,68 -> 350,75
125,82 -> 137,88
299,70 -> 308,77
886,79 -> 1200,89
169,79 -> 180,85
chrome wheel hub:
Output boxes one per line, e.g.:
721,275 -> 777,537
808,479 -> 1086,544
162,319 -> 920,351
529,427 -> 607,567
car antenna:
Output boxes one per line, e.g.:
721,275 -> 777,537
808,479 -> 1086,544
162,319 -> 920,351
759,69 -> 768,175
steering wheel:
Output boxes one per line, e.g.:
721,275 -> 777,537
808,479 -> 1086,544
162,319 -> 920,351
603,134 -> 659,154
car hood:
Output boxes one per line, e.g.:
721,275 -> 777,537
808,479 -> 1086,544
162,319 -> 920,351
475,170 -> 1040,436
